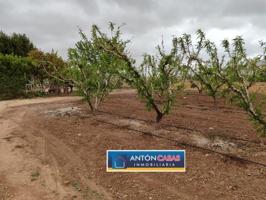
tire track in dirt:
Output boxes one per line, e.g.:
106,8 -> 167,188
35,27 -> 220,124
20,107 -> 114,200
42,131 -> 113,200
0,97 -> 113,200
0,108 -> 62,200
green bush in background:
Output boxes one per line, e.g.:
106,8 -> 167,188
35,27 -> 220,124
0,54 -> 35,99
0,31 -> 35,57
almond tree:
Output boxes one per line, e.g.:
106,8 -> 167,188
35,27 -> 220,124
67,29 -> 122,111
216,37 -> 266,135
139,41 -> 186,121
189,78 -> 203,94
178,30 -> 266,136
256,41 -> 266,81
92,23 -> 186,122
177,31 -> 224,106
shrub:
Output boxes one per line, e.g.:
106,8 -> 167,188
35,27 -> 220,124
0,54 -> 35,99
28,49 -> 67,88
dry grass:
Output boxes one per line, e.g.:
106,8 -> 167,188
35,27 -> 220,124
249,82 -> 266,94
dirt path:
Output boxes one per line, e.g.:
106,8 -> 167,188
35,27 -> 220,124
0,93 -> 266,200
0,97 -> 75,199
0,97 -> 112,200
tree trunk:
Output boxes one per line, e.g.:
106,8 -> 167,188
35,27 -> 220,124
84,91 -> 94,112
156,111 -> 163,123
88,101 -> 94,111
212,96 -> 217,109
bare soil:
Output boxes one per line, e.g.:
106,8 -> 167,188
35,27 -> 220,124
0,90 -> 266,200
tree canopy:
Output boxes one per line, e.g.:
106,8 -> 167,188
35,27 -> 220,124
0,31 -> 35,56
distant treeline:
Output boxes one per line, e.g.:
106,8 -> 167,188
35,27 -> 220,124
0,31 -> 35,56
0,31 -> 67,99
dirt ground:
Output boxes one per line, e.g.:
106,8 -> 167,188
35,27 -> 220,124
0,89 -> 266,200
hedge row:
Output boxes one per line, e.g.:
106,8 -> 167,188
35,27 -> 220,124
0,54 -> 36,99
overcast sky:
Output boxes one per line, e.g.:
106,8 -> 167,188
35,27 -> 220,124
1,0 -> 266,61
